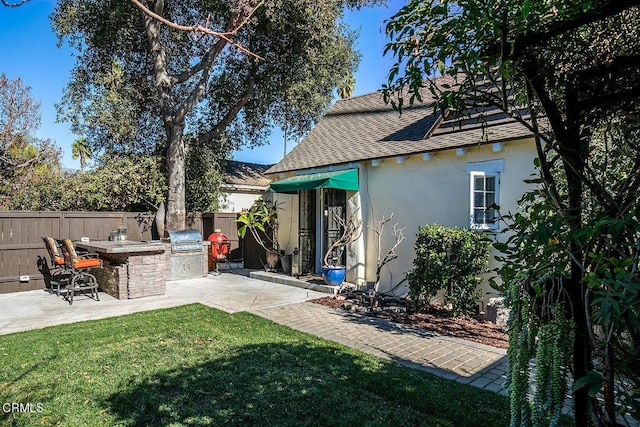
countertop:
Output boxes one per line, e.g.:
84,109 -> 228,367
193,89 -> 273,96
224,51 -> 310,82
75,240 -> 166,254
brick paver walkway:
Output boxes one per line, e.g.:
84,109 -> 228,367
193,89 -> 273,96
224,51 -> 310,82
252,302 -> 509,395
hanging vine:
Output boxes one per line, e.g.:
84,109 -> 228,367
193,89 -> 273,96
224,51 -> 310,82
505,275 -> 574,427
496,175 -> 576,427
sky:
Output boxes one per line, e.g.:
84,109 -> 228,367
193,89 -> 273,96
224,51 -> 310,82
0,0 -> 405,170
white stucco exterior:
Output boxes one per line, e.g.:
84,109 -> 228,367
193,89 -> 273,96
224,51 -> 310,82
272,138 -> 538,309
219,191 -> 267,213
360,138 -> 537,308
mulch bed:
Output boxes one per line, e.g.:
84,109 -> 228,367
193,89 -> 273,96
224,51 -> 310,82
310,296 -> 509,349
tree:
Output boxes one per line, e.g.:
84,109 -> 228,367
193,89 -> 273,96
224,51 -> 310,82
71,137 -> 92,171
495,131 -> 640,426
69,153 -> 167,212
0,73 -> 42,170
0,73 -> 63,209
384,1 -> 640,425
338,73 -> 356,99
3,152 -> 168,212
184,138 -> 227,213
53,0 -> 381,232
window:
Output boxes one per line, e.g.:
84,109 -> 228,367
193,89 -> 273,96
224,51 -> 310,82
467,159 -> 503,231
470,172 -> 499,230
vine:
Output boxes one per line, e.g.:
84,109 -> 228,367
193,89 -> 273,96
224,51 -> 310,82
497,183 -> 575,427
532,304 -> 574,427
505,276 -> 574,427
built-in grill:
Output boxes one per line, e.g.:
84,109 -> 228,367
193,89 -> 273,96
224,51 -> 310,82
169,229 -> 203,253
167,230 -> 207,280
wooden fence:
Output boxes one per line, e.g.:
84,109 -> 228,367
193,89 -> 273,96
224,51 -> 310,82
202,212 -> 265,270
0,211 -> 258,294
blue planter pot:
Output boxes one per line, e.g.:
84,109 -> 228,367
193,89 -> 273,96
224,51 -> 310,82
322,265 -> 346,286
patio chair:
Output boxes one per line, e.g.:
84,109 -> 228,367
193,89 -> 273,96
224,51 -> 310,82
42,236 -> 72,296
58,238 -> 102,305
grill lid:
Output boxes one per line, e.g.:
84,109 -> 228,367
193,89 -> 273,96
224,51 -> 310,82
169,229 -> 203,252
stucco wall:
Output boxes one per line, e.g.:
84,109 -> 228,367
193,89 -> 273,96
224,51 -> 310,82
270,138 -> 538,310
219,191 -> 266,213
273,193 -> 298,255
359,138 -> 538,308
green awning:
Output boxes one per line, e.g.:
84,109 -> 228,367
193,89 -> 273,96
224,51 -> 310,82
270,169 -> 359,193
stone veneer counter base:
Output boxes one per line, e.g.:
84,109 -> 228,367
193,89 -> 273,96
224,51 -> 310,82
76,240 -> 167,299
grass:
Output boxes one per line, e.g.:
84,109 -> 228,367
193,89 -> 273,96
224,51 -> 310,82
0,304 -> 510,426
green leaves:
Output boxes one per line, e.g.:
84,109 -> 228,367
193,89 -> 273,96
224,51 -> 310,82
407,224 -> 491,315
383,1 -> 640,424
234,199 -> 282,251
573,371 -> 603,397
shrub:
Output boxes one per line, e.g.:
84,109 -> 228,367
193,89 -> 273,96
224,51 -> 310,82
407,224 -> 491,316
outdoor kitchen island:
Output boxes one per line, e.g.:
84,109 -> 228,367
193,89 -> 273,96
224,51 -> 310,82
75,240 -> 168,299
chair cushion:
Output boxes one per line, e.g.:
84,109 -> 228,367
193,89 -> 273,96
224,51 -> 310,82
73,258 -> 102,269
44,236 -> 65,264
61,239 -> 80,263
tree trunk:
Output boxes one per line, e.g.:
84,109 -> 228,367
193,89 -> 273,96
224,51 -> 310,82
165,121 -> 186,232
155,200 -> 166,238
564,84 -> 592,427
563,154 -> 591,426
140,2 -> 186,231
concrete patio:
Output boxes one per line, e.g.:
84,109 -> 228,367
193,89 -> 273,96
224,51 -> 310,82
0,271 -> 326,336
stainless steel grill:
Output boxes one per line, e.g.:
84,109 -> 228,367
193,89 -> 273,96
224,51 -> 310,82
167,229 -> 206,280
169,230 -> 203,253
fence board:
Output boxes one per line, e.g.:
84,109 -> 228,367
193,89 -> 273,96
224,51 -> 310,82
0,210 -> 260,293
212,213 -> 242,262
0,211 -> 157,293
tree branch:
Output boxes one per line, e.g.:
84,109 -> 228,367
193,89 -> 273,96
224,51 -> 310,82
1,0 -> 28,6
370,213 -> 405,293
196,79 -> 256,145
522,61 -> 568,143
0,153 -> 42,169
173,39 -> 228,123
507,0 -> 640,58
130,0 -> 264,60
169,1 -> 264,85
172,40 -> 224,85
140,1 -> 173,122
323,209 -> 362,267
524,78 -> 565,212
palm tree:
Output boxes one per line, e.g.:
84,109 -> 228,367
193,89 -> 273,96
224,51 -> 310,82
71,137 -> 92,171
337,74 -> 355,99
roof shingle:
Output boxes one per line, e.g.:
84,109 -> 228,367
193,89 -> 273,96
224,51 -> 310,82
267,77 -> 533,174
223,160 -> 272,188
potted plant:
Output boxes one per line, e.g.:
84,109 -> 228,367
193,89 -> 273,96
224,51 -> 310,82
322,209 -> 362,286
236,199 -> 282,271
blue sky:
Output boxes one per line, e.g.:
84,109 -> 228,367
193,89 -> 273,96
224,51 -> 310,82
0,0 -> 405,169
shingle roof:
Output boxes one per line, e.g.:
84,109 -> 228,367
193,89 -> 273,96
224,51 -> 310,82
266,77 -> 533,174
223,160 -> 272,188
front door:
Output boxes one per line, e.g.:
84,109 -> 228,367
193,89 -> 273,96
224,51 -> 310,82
299,190 -> 316,275
322,188 -> 346,267
299,188 -> 347,275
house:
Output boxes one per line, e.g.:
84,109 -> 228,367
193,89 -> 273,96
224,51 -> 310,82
265,77 -> 539,311
219,160 -> 272,213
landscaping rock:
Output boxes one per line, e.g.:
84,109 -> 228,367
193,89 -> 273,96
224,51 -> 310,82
485,297 -> 510,328
384,306 -> 407,314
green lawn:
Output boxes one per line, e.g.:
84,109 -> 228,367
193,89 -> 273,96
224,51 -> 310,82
0,304 -> 510,426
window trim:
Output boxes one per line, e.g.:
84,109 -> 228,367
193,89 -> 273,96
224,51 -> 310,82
467,159 -> 504,231
469,171 -> 500,230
